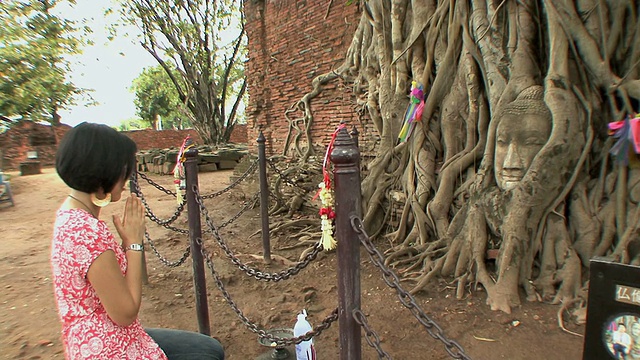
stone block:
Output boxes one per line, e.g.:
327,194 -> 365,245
217,160 -> 238,170
200,154 -> 220,163
163,162 -> 176,175
20,161 -> 41,176
198,163 -> 218,172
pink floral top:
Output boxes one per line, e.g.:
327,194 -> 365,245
51,209 -> 167,359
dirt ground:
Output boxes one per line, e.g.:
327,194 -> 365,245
0,167 -> 586,359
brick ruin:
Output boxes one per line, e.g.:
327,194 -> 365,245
0,123 -> 248,171
243,0 -> 379,157
3,2 -> 377,169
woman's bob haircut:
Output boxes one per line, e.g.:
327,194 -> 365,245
56,122 -> 137,194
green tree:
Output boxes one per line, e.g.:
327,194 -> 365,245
116,0 -> 246,144
131,65 -> 190,130
117,117 -> 146,131
0,0 -> 88,126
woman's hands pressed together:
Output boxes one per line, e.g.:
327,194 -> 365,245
113,194 -> 145,248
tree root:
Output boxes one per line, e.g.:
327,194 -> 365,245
557,298 -> 585,337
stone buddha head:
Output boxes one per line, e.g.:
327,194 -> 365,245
494,86 -> 552,191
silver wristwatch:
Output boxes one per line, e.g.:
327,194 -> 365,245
126,243 -> 144,252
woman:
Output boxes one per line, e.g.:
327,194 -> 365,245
51,122 -> 224,359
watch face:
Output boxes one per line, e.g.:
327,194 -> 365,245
129,244 -> 143,251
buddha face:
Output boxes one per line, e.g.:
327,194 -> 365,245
494,113 -> 551,190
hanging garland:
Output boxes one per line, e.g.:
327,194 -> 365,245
173,135 -> 195,204
317,123 -> 346,251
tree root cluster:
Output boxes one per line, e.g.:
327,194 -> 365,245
267,0 -> 640,330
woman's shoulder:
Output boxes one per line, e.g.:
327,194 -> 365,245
54,208 -> 108,234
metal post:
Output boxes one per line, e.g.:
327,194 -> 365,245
257,130 -> 272,264
350,125 -> 359,150
184,145 -> 211,335
331,126 -> 362,360
129,170 -> 148,285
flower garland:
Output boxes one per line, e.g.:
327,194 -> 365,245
318,182 -> 336,250
173,136 -> 194,205
317,124 -> 346,251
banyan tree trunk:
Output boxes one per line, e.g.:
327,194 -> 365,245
290,0 -> 640,314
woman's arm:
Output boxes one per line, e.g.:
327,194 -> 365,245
87,195 -> 146,327
88,249 -> 143,326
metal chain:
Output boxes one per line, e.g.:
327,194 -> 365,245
136,181 -> 186,226
201,160 -> 259,199
137,171 -> 177,197
196,236 -> 338,347
145,232 -> 191,267
266,159 -> 307,190
215,191 -> 260,229
133,175 -> 189,234
142,197 -> 186,226
350,216 -> 472,360
352,309 -> 392,359
194,186 -> 322,281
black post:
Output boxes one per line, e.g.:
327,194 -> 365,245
350,125 -> 359,150
129,170 -> 149,285
184,145 -> 211,335
257,130 -> 272,264
331,126 -> 362,360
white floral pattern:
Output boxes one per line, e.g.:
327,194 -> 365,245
51,209 -> 167,359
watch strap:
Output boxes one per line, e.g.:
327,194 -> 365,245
126,243 -> 144,252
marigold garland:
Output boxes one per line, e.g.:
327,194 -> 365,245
317,123 -> 346,251
318,182 -> 336,251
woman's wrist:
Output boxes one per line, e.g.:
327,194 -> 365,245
123,243 -> 144,252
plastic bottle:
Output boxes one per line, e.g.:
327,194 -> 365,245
293,309 -> 316,360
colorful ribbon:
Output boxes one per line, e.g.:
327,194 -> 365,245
398,81 -> 425,143
608,115 -> 640,166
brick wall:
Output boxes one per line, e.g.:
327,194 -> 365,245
0,122 -> 70,171
244,0 -> 376,156
0,124 -> 248,170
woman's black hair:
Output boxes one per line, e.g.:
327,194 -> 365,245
56,122 -> 137,194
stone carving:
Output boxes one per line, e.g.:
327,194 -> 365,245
494,86 -> 552,190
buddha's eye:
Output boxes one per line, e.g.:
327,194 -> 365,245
525,137 -> 546,146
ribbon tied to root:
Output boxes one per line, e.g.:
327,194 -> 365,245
608,115 -> 640,167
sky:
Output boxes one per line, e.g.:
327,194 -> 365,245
53,2 -> 156,128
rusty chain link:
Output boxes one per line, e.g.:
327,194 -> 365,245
201,160 -> 259,199
215,191 -> 261,229
266,159 -> 307,190
145,232 -> 190,267
351,216 -> 472,360
196,236 -> 338,347
135,177 -> 186,226
194,186 -> 322,281
137,171 -> 177,197
132,172 -> 189,232
352,309 -> 392,359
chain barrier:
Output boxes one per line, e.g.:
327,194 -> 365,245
201,160 -> 259,199
132,174 -> 189,234
194,186 -> 322,281
145,232 -> 191,267
196,236 -> 338,346
266,159 -> 307,191
352,309 -> 392,359
214,191 -> 260,229
350,216 -> 473,360
135,177 -> 186,226
137,171 -> 177,197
